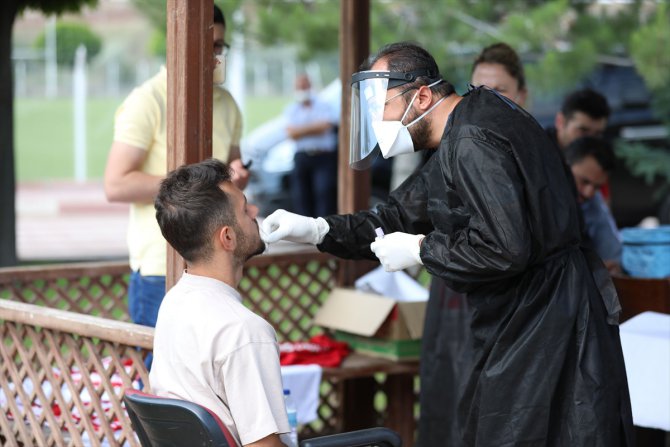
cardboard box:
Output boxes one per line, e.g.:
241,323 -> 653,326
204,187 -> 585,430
313,287 -> 427,360
333,331 -> 423,361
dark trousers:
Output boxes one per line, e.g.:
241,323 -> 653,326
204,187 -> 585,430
291,151 -> 337,217
128,270 -> 166,371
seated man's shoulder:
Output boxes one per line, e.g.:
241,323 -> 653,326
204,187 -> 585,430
157,289 -> 278,352
229,310 -> 277,341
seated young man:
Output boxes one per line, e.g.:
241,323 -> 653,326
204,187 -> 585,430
565,136 -> 622,273
150,159 -> 290,447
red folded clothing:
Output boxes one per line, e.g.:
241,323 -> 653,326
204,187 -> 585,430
279,334 -> 350,367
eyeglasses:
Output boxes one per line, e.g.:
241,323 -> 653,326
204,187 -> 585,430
385,86 -> 418,104
214,42 -> 230,57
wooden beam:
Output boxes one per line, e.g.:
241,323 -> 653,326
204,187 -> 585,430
165,0 -> 214,290
339,0 -> 371,285
0,300 -> 154,349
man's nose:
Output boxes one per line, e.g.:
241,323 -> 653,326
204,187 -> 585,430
249,204 -> 259,219
582,185 -> 595,200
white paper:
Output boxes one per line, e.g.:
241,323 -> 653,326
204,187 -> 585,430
620,311 -> 670,431
354,266 -> 428,302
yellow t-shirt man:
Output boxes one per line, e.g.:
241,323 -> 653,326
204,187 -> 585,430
113,67 -> 242,276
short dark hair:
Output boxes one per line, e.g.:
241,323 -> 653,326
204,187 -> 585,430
564,136 -> 616,173
214,4 -> 225,27
472,42 -> 526,91
364,41 -> 456,99
155,159 -> 235,263
561,88 -> 610,121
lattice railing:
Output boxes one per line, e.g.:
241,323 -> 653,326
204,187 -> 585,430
0,300 -> 153,447
239,251 -> 339,342
0,262 -> 131,322
0,251 -> 422,445
0,252 -> 341,342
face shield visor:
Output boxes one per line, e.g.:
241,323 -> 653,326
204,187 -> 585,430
349,68 -> 439,170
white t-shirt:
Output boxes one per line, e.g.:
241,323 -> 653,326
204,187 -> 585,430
150,272 -> 290,446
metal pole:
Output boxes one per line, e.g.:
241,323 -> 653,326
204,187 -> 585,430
73,44 -> 87,182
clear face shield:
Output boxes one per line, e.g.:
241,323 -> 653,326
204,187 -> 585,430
349,68 -> 439,170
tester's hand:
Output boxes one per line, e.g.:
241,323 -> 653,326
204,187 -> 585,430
261,209 -> 330,245
370,232 -> 424,272
230,158 -> 251,190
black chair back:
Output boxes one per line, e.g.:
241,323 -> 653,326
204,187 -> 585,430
299,428 -> 402,447
124,389 -> 402,447
123,389 -> 236,447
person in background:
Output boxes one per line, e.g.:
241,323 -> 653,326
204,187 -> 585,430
471,42 -> 528,107
262,41 -> 634,446
549,88 -> 613,202
285,73 -> 338,217
151,159 -> 290,447
546,89 -> 621,265
566,136 -> 622,272
548,87 -> 611,150
104,6 -> 249,330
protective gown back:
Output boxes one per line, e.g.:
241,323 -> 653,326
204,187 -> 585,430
318,88 -> 634,446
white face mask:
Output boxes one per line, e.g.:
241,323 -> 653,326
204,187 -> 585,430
371,79 -> 445,159
213,55 -> 226,85
296,89 -> 311,103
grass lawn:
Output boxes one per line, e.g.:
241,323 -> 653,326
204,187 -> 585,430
15,95 -> 290,182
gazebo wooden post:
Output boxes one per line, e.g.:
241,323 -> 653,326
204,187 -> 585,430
337,2 -> 416,444
165,0 -> 214,291
338,0 -> 372,287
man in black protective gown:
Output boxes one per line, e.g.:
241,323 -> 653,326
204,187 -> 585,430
262,42 -> 634,446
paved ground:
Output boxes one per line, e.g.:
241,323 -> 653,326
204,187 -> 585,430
16,181 -> 129,262
15,181 -> 305,263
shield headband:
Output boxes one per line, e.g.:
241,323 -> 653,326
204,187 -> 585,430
349,68 -> 440,170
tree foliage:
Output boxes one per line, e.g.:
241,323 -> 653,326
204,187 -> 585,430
19,0 -> 97,15
152,0 -> 653,99
254,0 -> 339,61
131,0 -> 244,57
34,21 -> 102,66
630,3 -> 670,93
212,1 -> 656,94
617,4 -> 670,194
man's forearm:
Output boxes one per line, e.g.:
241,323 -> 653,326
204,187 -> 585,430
287,121 -> 333,140
105,171 -> 164,203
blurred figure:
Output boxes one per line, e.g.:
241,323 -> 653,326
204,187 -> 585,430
104,6 -> 248,330
285,73 -> 338,217
471,42 -> 528,107
548,88 -> 610,150
566,136 -> 622,272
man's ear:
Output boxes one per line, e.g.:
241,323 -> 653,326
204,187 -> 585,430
555,112 -> 565,130
416,84 -> 435,111
517,88 -> 528,108
217,226 -> 236,251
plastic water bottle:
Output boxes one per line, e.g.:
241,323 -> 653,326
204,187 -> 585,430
283,388 -> 299,447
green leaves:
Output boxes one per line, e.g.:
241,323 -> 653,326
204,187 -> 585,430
616,140 -> 670,199
631,4 -> 670,91
33,21 -> 102,66
21,0 -> 97,16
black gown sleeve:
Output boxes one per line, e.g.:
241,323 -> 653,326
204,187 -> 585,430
317,165 -> 433,260
422,135 -> 533,286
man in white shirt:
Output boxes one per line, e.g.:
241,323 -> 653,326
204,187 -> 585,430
284,73 -> 338,217
150,158 -> 290,447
